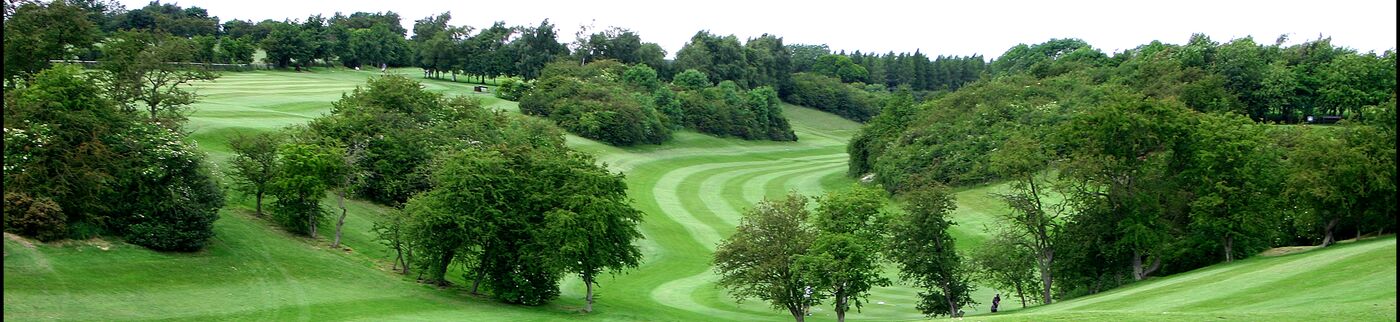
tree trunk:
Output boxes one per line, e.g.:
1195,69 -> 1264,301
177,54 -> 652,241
584,274 -> 595,313
402,248 -> 413,275
787,305 -> 805,322
331,190 -> 348,248
431,249 -> 455,286
1132,250 -> 1161,280
942,282 -> 958,317
471,263 -> 487,294
308,210 -> 318,238
1015,280 -> 1028,308
835,295 -> 846,322
1223,235 -> 1234,262
1039,257 -> 1054,304
1322,218 -> 1339,247
254,191 -> 264,217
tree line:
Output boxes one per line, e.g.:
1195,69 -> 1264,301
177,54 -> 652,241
848,36 -> 1396,306
519,60 -> 795,146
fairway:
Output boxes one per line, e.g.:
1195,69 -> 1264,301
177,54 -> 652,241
3,69 -> 1393,321
975,237 -> 1397,321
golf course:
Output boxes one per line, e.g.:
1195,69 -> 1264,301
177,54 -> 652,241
3,69 -> 1394,321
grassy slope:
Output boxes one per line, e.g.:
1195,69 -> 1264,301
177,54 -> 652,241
975,237 -> 1396,321
4,69 -> 1394,321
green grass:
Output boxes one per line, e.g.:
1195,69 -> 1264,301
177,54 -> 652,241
975,237 -> 1396,321
4,68 -> 1394,321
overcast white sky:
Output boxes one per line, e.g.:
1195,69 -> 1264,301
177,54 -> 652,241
118,0 -> 1397,58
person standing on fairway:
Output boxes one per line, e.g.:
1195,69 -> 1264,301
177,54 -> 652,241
991,293 -> 1001,313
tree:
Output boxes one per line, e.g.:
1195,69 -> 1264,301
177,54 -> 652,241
744,34 -> 792,90
636,43 -> 668,78
4,65 -> 127,239
217,36 -> 256,64
887,183 -> 974,317
100,31 -> 219,123
330,142 -> 363,249
261,21 -> 307,68
1284,126 -> 1373,246
515,19 -> 568,79
1181,112 -> 1281,260
675,31 -> 750,87
813,54 -> 868,83
3,0 -> 99,84
540,153 -> 644,313
191,35 -> 217,63
966,233 -> 1041,308
788,43 -> 831,73
228,131 -> 283,217
1057,88 -> 1190,280
268,142 -> 345,237
796,185 -> 890,322
673,69 -> 711,90
988,133 -> 1062,303
713,192 -> 820,322
4,65 -> 223,251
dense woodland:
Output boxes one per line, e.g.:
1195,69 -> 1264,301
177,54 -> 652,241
3,0 -> 1396,320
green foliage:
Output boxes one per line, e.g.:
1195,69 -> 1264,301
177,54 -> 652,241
227,132 -> 283,216
3,192 -> 67,242
966,233 -> 1041,308
307,75 -> 451,205
260,21 -> 308,68
539,152 -> 645,311
797,185 -> 891,320
4,65 -> 125,225
519,71 -> 671,146
4,65 -> 222,250
812,54 -> 868,83
111,122 -> 225,251
268,143 -> 344,236
622,64 -> 662,92
401,116 -> 643,307
675,31 -> 751,87
991,38 -> 1106,78
106,1 -> 220,37
3,0 -> 99,83
99,31 -> 219,122
784,73 -> 882,122
787,43 -> 831,73
1180,112 -> 1283,260
887,183 -> 975,317
672,69 -> 711,90
865,75 -> 1072,190
493,77 -> 532,101
674,81 -> 796,141
713,192 -> 820,320
217,36 -> 257,64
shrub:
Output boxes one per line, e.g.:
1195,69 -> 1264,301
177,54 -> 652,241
784,72 -> 882,122
3,192 -> 67,241
111,123 -> 225,251
520,75 -> 671,146
494,77 -> 532,101
673,69 -> 712,90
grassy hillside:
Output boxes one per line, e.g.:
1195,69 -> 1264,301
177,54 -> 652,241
976,237 -> 1396,321
4,69 -> 1392,321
